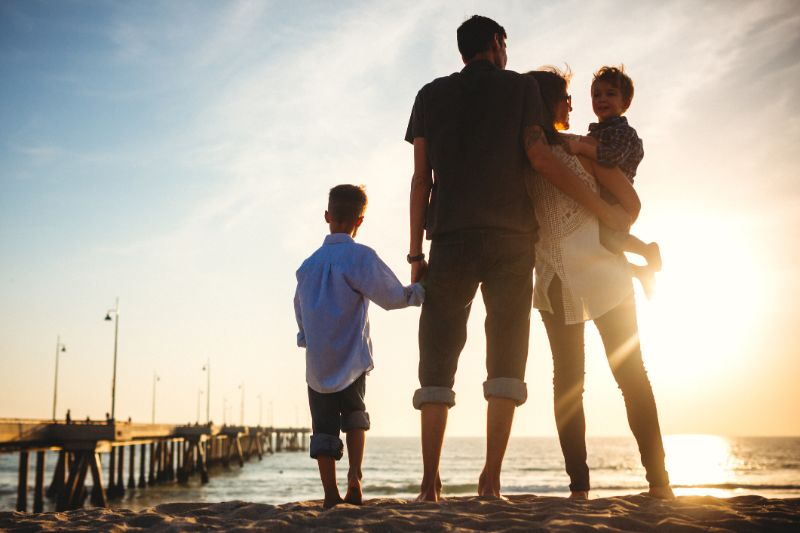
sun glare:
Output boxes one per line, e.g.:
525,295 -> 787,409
664,434 -> 739,497
635,215 -> 766,378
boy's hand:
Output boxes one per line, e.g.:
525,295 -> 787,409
411,259 -> 428,284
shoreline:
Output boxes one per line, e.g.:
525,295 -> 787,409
2,494 -> 799,532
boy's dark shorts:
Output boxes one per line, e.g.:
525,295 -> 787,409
307,373 -> 370,460
414,230 -> 535,410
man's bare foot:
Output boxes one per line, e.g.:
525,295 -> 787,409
344,471 -> 363,505
647,485 -> 676,500
323,496 -> 344,509
477,469 -> 506,499
644,242 -> 662,272
569,491 -> 589,500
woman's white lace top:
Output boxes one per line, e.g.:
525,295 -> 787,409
532,145 -> 632,324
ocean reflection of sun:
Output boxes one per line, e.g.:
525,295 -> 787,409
664,434 -> 740,497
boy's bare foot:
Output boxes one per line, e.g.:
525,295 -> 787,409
477,469 -> 506,499
344,471 -> 363,505
644,242 -> 662,271
323,496 -> 344,509
647,486 -> 676,500
633,265 -> 657,300
416,473 -> 442,502
569,491 -> 589,500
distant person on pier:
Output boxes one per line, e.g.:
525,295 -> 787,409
65,409 -> 71,424
294,184 -> 425,509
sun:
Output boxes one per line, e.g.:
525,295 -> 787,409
634,213 -> 767,378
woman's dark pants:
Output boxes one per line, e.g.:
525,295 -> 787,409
540,276 -> 670,491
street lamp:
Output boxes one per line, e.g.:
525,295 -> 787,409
151,372 -> 160,424
196,389 -> 204,424
104,298 -> 120,420
257,394 -> 262,427
51,336 -> 67,421
201,359 -> 210,424
222,396 -> 228,425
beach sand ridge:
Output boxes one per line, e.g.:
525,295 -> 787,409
1,494 -> 799,532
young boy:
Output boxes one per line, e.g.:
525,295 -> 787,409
294,184 -> 424,509
567,66 -> 662,296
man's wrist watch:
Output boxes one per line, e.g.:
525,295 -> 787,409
407,253 -> 425,264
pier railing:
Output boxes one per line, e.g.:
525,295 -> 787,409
0,418 -> 310,513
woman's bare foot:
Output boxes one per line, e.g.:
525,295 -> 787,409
323,496 -> 344,509
569,491 -> 589,500
344,471 -> 363,505
644,242 -> 662,271
647,486 -> 676,500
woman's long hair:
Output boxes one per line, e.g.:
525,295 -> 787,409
525,66 -> 571,145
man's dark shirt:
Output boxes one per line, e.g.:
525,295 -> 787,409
587,116 -> 643,183
405,60 -> 545,239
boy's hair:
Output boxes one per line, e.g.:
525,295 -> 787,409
457,15 -> 506,62
525,66 -> 571,145
328,184 -> 367,223
592,65 -> 634,109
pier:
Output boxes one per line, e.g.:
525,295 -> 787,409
0,418 -> 310,513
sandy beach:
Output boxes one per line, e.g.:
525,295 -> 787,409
2,494 -> 799,532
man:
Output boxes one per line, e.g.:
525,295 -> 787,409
405,15 -> 629,501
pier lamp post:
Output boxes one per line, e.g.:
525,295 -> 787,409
151,372 -> 160,423
51,337 -> 67,420
201,360 -> 210,424
104,298 -> 120,420
222,396 -> 228,425
238,383 -> 245,426
257,394 -> 262,427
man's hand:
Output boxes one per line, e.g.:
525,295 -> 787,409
565,138 -> 582,156
411,259 -> 428,284
601,204 -> 632,232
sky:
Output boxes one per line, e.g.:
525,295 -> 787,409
1,0 -> 799,438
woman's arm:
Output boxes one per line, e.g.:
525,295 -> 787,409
582,156 -> 641,223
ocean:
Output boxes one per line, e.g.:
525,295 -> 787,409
1,435 -> 798,512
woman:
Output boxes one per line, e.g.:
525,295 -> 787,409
527,68 -> 674,500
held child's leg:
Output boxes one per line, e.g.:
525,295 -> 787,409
624,234 -> 662,271
344,429 -> 365,505
316,457 -> 343,508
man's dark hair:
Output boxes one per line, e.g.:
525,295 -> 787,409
457,15 -> 506,62
328,184 -> 367,223
525,67 -> 571,145
592,65 -> 634,109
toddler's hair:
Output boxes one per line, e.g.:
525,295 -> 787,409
593,65 -> 634,109
328,184 -> 368,223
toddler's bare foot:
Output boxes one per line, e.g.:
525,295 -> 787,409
323,496 -> 344,509
344,472 -> 363,505
644,242 -> 662,272
647,485 -> 676,500
569,491 -> 589,500
633,265 -> 657,300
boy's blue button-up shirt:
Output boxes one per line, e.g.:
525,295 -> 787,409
294,233 -> 424,393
